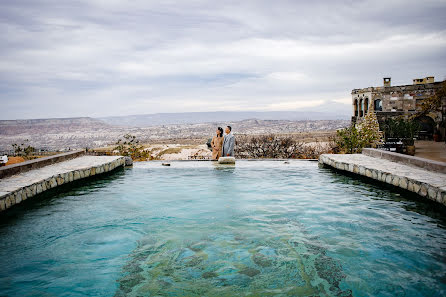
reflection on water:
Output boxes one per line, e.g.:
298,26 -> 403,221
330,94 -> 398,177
212,162 -> 236,172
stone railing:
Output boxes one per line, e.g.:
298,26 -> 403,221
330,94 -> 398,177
0,156 -> 125,212
0,150 -> 86,179
362,148 -> 446,174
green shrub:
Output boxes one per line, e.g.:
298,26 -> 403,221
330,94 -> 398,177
114,134 -> 151,160
336,110 -> 383,153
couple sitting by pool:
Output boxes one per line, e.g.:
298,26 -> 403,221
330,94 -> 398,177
211,126 -> 235,160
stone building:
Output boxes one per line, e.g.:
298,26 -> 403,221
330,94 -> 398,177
351,76 -> 445,139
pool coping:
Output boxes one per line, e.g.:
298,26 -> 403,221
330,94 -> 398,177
0,156 -> 125,213
318,153 -> 446,206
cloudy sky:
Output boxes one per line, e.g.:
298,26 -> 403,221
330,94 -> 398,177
1,0 -> 445,120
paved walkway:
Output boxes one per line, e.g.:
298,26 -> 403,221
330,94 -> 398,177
0,156 -> 125,212
415,140 -> 446,163
319,154 -> 446,206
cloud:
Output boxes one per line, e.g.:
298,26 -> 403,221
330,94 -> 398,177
0,0 -> 445,119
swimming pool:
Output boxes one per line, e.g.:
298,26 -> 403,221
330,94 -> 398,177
0,161 -> 445,296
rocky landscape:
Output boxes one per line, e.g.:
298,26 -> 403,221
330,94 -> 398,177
0,117 -> 349,154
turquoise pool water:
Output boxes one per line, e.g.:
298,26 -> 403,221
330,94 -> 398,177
0,161 -> 445,296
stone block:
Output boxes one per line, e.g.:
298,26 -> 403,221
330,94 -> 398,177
91,167 -> 96,175
50,177 -> 57,188
15,192 -> 22,204
218,157 -> 236,164
68,172 -> 74,182
36,183 -> 43,194
26,187 -> 33,197
31,184 -> 37,196
16,190 -> 23,202
57,176 -> 64,186
359,166 -> 365,175
5,196 -> 11,208
413,183 -> 421,194
385,174 -> 392,184
419,184 -> 428,197
85,169 -> 91,177
42,181 -> 47,191
428,187 -> 438,201
0,199 -> 5,211
74,171 -> 80,180
348,164 -> 354,172
21,190 -> 27,201
399,177 -> 408,189
365,169 -> 372,178
407,181 -> 414,192
10,194 -> 16,206
124,157 -> 133,166
79,170 -> 85,178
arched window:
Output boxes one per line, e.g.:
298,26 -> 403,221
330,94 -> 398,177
354,99 -> 358,116
374,99 -> 382,111
364,98 -> 369,115
359,99 -> 363,117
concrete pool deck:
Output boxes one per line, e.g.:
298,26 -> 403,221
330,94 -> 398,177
319,151 -> 446,206
0,155 -> 125,212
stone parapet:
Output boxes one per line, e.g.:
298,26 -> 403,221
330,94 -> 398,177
318,154 -> 446,206
0,156 -> 125,212
362,148 -> 446,174
0,150 -> 86,179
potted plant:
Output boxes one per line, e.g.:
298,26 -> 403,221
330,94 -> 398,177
384,118 -> 419,155
404,120 -> 419,156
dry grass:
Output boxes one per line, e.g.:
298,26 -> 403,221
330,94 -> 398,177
5,156 -> 26,165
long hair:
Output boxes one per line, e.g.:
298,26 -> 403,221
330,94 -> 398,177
217,127 -> 223,137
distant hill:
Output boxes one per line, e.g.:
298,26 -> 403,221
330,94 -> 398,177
99,109 -> 350,127
0,116 -> 349,152
0,117 -> 109,136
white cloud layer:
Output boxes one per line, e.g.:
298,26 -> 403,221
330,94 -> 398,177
0,0 -> 445,119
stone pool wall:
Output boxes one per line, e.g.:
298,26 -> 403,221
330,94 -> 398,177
0,156 -> 125,212
319,154 -> 446,207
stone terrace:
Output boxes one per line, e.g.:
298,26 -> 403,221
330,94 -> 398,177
0,156 -> 125,212
319,153 -> 446,206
